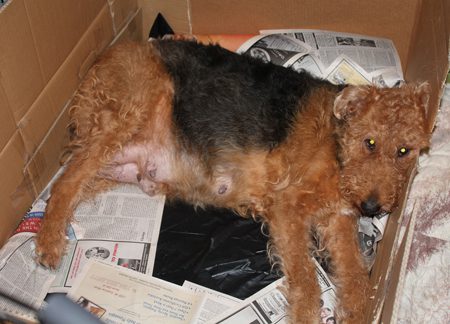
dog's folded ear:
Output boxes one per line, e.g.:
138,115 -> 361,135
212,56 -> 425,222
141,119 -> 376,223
333,85 -> 371,120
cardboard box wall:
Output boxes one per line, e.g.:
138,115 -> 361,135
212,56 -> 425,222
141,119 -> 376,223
0,0 -> 448,322
0,0 -> 140,245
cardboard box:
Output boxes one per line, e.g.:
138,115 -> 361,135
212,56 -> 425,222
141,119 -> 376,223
0,0 -> 140,245
0,0 -> 448,322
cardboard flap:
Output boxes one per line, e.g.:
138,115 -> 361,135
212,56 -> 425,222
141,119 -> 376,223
405,0 -> 449,132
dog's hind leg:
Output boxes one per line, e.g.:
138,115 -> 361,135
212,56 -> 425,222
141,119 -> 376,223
34,139 -> 118,269
34,42 -> 174,269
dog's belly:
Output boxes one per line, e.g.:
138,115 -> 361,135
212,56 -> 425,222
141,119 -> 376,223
100,142 -> 176,194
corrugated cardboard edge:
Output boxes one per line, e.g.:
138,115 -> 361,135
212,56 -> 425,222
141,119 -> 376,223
107,0 -> 139,35
365,162 -> 418,323
366,1 -> 448,321
379,88 -> 449,324
111,7 -> 143,45
375,1 -> 449,321
387,203 -> 419,323
0,132 -> 34,247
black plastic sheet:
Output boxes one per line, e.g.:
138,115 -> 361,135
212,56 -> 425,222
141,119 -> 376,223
153,201 -> 281,299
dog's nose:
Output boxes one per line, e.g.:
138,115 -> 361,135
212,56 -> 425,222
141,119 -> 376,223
361,197 -> 381,216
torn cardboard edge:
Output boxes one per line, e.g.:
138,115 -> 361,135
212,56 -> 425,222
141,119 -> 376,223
386,203 -> 418,323
0,132 -> 34,247
366,162 -> 418,322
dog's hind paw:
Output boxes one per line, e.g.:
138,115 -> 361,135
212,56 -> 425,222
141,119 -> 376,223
34,234 -> 67,269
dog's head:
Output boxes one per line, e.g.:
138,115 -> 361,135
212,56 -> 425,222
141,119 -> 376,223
333,82 -> 431,217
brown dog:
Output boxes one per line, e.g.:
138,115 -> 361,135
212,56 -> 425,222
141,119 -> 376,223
34,40 -> 430,323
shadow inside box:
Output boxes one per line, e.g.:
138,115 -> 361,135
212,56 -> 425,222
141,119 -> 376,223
153,201 -> 282,299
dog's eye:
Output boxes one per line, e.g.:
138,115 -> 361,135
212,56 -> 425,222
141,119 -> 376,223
364,138 -> 376,151
397,147 -> 410,157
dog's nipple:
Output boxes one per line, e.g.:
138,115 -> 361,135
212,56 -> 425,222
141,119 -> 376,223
218,184 -> 228,195
148,169 -> 156,178
136,173 -> 142,182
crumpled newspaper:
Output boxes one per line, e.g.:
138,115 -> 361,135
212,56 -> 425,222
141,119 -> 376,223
358,212 -> 389,268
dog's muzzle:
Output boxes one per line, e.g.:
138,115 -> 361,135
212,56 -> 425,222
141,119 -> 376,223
360,196 -> 381,217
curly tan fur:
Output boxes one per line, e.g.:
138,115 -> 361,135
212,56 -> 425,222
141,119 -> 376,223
34,40 -> 431,323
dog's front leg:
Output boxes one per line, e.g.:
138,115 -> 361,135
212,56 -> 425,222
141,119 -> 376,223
321,211 -> 370,323
267,203 -> 321,324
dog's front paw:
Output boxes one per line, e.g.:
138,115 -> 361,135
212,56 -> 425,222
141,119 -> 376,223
34,231 -> 67,269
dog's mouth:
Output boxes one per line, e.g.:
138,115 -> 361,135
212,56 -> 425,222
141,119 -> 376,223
362,209 -> 387,218
362,210 -> 390,220
354,194 -> 395,218
354,202 -> 389,218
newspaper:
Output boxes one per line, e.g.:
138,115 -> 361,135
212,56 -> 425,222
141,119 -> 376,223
182,281 -> 241,323
238,29 -> 403,87
207,278 -> 288,324
209,258 -> 337,324
324,54 -> 371,85
49,184 -> 165,293
66,257 -> 337,324
0,232 -> 55,323
0,181 -> 165,322
237,34 -> 312,67
68,259 -> 205,323
358,212 -> 389,268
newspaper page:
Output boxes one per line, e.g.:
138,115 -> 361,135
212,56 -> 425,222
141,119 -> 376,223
182,281 -> 241,323
237,34 -> 312,67
0,176 -> 166,319
50,183 -> 165,293
210,259 -> 337,324
208,277 -> 288,324
0,196 -> 58,323
324,54 -> 371,85
236,29 -> 403,87
358,212 -> 389,268
0,232 -> 54,323
68,259 -> 205,324
290,54 -> 327,78
261,29 -> 403,79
